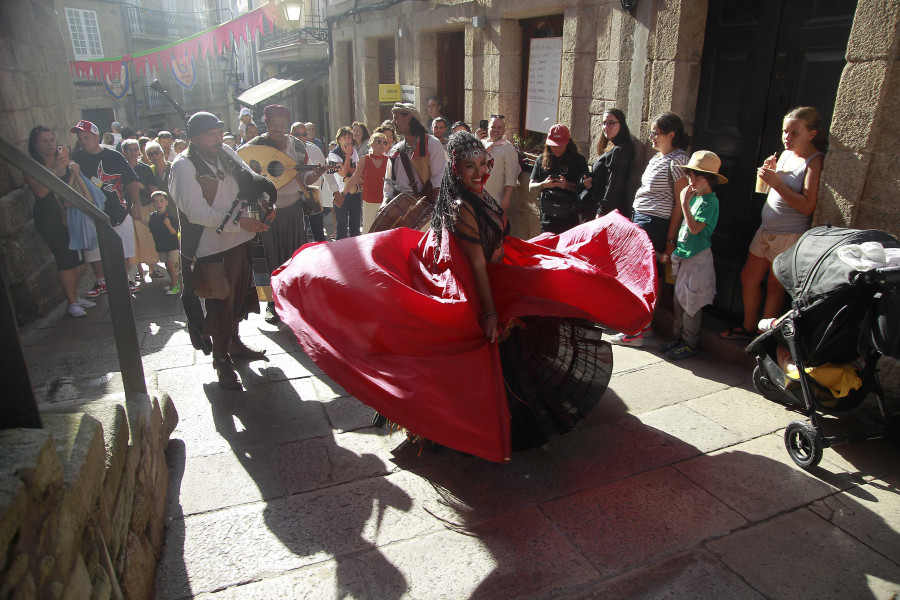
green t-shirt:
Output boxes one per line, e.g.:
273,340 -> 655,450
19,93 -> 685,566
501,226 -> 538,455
674,191 -> 718,259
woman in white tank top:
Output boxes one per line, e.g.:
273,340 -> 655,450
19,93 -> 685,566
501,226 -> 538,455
721,107 -> 825,340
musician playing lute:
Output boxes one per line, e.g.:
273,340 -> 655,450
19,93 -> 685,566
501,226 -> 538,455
170,112 -> 273,390
245,104 -> 328,324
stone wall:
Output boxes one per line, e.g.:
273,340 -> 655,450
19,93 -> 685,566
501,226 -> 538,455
0,0 -> 82,321
0,394 -> 178,600
816,0 -> 900,237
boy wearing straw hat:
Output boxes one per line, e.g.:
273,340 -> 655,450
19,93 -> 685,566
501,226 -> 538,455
662,150 -> 727,360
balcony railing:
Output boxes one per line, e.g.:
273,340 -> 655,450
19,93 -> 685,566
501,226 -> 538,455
259,22 -> 329,50
125,6 -> 230,39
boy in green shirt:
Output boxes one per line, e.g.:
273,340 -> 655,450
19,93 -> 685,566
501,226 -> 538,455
662,151 -> 727,359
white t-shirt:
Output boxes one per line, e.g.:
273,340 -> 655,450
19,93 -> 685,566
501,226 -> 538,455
632,148 -> 689,219
483,140 -> 520,203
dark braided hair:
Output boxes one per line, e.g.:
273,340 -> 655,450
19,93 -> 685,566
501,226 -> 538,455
432,131 -> 504,260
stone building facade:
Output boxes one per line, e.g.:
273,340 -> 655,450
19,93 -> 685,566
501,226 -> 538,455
0,0 -> 83,320
326,0 -> 899,319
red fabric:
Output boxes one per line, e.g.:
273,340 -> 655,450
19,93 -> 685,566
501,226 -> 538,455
271,211 -> 657,462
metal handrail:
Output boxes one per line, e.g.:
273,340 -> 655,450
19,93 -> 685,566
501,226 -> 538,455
0,136 -> 147,398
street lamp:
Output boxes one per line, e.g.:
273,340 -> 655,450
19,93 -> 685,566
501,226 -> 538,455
284,2 -> 303,22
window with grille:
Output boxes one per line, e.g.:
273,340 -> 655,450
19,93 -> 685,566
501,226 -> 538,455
66,8 -> 104,59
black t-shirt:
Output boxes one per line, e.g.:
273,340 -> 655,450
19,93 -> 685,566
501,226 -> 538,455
133,162 -> 155,206
148,210 -> 180,252
73,148 -> 138,226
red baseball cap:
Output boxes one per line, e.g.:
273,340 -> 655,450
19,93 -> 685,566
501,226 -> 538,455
70,120 -> 99,135
546,124 -> 570,147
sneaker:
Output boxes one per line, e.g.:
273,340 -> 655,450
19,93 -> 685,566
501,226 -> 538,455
166,283 -> 181,296
85,282 -> 107,298
663,337 -> 681,352
610,331 -> 644,347
151,268 -> 167,279
129,280 -> 141,292
67,303 -> 87,318
75,297 -> 96,308
642,325 -> 654,339
666,342 -> 698,360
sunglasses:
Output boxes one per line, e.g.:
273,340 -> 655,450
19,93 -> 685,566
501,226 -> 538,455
375,140 -> 390,145
294,132 -> 308,137
490,114 -> 505,120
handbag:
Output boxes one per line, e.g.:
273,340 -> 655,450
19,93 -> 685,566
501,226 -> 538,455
540,187 -> 579,218
192,260 -> 230,300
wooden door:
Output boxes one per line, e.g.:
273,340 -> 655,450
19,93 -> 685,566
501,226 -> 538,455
436,31 -> 464,124
378,37 -> 396,123
692,0 -> 857,321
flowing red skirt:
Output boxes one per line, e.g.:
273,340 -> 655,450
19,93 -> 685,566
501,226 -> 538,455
271,211 -> 657,462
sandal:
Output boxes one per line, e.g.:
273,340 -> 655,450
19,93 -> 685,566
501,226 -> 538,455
719,325 -> 756,340
151,268 -> 167,279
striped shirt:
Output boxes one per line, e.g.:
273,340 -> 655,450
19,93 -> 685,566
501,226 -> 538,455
632,148 -> 689,219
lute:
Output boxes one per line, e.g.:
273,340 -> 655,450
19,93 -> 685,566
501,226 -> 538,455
237,145 -> 339,189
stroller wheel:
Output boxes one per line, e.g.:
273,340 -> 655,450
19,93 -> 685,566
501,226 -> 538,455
753,365 -> 784,402
784,420 -> 824,469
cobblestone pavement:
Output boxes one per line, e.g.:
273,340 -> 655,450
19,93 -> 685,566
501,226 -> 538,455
19,275 -> 900,599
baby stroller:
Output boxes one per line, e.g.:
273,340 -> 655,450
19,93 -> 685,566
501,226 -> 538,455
746,225 -> 900,469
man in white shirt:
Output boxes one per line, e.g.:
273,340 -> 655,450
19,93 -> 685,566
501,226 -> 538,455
169,112 -> 272,389
478,115 -> 519,211
384,102 -> 446,204
157,130 -> 176,162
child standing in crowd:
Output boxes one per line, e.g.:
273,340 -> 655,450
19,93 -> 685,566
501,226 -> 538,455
148,191 -> 181,295
662,151 -> 726,360
238,108 -> 254,144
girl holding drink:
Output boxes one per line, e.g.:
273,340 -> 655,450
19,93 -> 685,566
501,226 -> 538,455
721,106 -> 825,340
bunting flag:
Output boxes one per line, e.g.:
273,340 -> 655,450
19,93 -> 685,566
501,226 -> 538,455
102,60 -> 130,99
69,1 -> 277,82
171,54 -> 197,90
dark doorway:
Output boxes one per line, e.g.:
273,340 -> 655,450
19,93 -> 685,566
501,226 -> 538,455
692,0 -> 857,321
82,108 -> 114,131
378,37 -> 396,123
436,31 -> 464,124
345,42 -> 355,124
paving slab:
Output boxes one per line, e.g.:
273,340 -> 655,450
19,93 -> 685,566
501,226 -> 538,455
157,471 -> 443,598
707,508 -> 900,599
675,434 -> 851,523
555,549 -> 765,600
808,473 -> 900,566
683,384 -> 794,440
540,466 -> 746,579
193,560 -> 366,600
609,344 -> 665,374
166,443 -> 285,517
607,359 -> 745,416
400,417 -> 702,525
637,404 -> 743,453
354,506 -> 600,600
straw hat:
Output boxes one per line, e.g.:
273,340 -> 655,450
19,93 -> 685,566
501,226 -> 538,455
685,150 -> 728,184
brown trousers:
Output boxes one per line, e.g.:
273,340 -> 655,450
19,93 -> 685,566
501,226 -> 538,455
199,241 -> 259,356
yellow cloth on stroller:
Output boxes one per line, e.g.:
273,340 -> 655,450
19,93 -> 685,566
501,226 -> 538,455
785,362 -> 862,401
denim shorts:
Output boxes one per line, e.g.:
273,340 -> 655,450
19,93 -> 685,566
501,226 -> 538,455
632,211 -> 670,253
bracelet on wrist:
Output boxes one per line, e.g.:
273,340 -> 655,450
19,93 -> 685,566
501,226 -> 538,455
667,239 -> 676,244
482,312 -> 496,320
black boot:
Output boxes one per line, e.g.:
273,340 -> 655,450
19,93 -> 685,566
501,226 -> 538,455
265,301 -> 280,324
212,337 -> 241,389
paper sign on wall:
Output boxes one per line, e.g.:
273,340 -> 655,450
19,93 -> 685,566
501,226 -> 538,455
525,37 -> 563,134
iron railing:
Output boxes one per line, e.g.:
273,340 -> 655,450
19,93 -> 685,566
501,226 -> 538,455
0,136 -> 147,411
124,5 -> 230,39
260,23 -> 329,50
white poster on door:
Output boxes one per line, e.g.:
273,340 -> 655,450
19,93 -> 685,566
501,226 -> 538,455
525,37 -> 563,134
